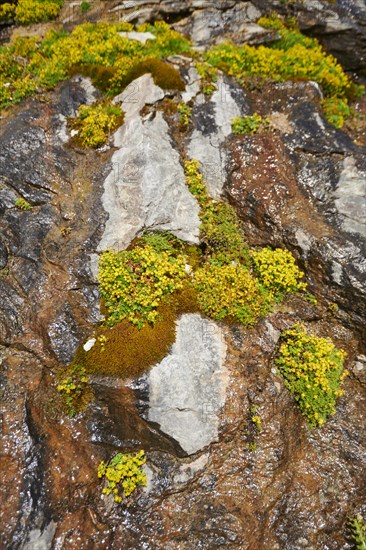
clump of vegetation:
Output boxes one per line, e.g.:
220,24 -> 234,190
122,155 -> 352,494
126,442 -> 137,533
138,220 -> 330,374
80,0 -> 90,13
57,363 -> 91,417
0,0 -> 63,25
69,102 -> 124,148
98,241 -> 187,328
275,325 -> 348,427
98,450 -> 147,503
0,21 -> 191,110
118,57 -> 185,92
348,515 -> 366,550
204,15 -> 363,128
193,262 -> 271,325
69,64 -> 116,93
321,97 -> 351,128
178,102 -> 192,128
232,113 -> 269,135
251,247 -> 307,297
184,159 -> 250,266
250,406 -> 262,432
195,61 -> 218,96
15,198 -> 32,210
74,286 -> 198,378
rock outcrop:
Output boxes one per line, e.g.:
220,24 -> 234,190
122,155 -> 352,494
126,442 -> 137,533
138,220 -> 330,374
1,4 -> 366,550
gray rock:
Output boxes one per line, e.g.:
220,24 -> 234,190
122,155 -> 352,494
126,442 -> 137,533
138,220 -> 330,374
0,240 -> 8,269
118,31 -> 156,43
333,156 -> 366,237
188,76 -> 249,198
147,314 -> 228,455
99,74 -> 200,251
23,521 -> 56,550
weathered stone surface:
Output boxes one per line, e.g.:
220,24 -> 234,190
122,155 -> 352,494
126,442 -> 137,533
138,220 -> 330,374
188,76 -> 249,198
147,314 -> 228,455
99,74 -> 200,251
224,80 -> 366,331
117,31 -> 156,43
1,5 -> 366,549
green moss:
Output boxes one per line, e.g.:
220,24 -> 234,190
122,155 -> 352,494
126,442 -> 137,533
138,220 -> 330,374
69,64 -> 116,93
275,324 -> 348,427
80,1 -> 90,13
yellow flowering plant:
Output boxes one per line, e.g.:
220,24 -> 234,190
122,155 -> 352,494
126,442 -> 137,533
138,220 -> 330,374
275,325 -> 348,427
0,21 -> 191,110
192,262 -> 272,325
98,244 -> 187,329
57,363 -> 90,417
69,102 -> 124,148
251,247 -> 307,297
98,450 -> 147,503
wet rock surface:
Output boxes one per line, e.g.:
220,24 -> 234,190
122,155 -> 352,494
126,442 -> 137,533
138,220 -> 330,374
1,7 -> 366,550
146,314 -> 227,455
224,80 -> 366,335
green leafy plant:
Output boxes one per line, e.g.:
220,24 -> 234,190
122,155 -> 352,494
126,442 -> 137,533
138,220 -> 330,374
348,515 -> 366,550
0,0 -> 63,25
177,102 -> 192,128
80,0 -> 90,13
322,97 -> 351,128
57,363 -> 90,417
69,102 -> 124,148
232,113 -> 269,135
275,325 -> 348,427
250,406 -> 262,432
15,198 -> 32,211
195,61 -> 218,96
98,450 -> 147,503
204,15 -> 363,128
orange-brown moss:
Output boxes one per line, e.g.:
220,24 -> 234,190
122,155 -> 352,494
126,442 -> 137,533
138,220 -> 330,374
74,285 -> 199,379
121,58 -> 185,91
69,64 -> 116,92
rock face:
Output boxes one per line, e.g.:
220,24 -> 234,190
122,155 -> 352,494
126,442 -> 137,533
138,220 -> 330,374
147,314 -> 227,455
1,5 -> 366,550
224,80 -> 366,333
188,76 -> 249,198
98,73 -> 200,251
